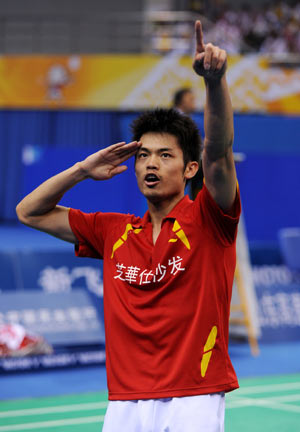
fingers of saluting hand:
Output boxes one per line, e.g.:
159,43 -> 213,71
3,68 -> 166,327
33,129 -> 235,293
107,141 -> 141,177
108,141 -> 141,154
116,141 -> 141,159
109,164 -> 129,177
105,141 -> 141,163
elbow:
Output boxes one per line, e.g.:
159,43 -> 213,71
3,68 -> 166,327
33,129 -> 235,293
16,202 -> 25,224
16,202 -> 30,226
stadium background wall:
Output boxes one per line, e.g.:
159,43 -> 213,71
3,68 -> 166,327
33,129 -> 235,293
0,110 -> 299,246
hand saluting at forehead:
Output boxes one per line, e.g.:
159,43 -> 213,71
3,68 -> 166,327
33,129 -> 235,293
193,20 -> 227,80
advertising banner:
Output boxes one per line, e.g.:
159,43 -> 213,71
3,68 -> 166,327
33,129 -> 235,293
253,265 -> 300,342
0,54 -> 299,113
0,290 -> 105,345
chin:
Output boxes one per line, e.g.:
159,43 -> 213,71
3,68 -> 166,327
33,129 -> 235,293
142,189 -> 162,202
144,188 -> 181,204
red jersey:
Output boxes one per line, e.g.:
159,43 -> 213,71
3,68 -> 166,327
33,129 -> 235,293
69,184 -> 241,400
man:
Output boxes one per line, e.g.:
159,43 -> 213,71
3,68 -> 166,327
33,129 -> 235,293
16,21 -> 240,431
172,87 -> 196,115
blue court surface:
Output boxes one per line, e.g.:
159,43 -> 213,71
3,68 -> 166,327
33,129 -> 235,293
1,341 -> 300,401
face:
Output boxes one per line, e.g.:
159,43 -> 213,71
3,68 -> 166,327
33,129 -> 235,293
181,91 -> 196,114
135,132 -> 197,204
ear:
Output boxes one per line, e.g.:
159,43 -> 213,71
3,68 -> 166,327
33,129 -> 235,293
184,161 -> 199,180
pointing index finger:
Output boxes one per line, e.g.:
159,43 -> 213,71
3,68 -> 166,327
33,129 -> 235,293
195,20 -> 205,53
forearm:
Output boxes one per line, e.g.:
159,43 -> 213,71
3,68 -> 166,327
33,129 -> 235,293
193,19 -> 236,209
16,140 -> 139,242
16,162 -> 86,220
204,75 -> 234,160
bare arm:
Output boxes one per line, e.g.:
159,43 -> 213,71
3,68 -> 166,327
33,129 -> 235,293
193,20 -> 236,211
16,141 -> 141,243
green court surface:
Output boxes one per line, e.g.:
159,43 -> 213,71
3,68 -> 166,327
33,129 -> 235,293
0,374 -> 299,431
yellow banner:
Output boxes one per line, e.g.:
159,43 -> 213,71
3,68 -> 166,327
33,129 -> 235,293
0,54 -> 299,114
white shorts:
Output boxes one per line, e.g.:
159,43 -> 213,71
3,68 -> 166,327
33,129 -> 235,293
102,393 -> 225,432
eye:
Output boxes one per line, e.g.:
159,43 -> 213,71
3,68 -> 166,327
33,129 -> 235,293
161,153 -> 171,158
138,152 -> 148,158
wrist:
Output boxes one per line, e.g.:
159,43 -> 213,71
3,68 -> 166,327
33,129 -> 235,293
72,161 -> 90,182
204,73 -> 226,87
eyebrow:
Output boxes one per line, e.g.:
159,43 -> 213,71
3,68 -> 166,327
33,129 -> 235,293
138,147 -> 174,153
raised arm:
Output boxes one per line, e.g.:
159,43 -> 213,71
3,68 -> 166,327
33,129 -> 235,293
16,141 -> 141,243
193,20 -> 236,211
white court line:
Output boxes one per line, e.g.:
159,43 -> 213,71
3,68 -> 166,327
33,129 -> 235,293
243,398 -> 300,414
228,400 -> 300,414
228,393 -> 300,407
233,382 -> 300,395
227,393 -> 300,414
0,415 -> 105,431
0,401 -> 108,418
227,397 -> 261,408
228,394 -> 300,406
253,399 -> 300,414
266,394 -> 300,403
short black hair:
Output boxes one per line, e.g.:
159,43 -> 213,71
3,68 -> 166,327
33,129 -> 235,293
173,88 -> 193,108
131,108 -> 202,167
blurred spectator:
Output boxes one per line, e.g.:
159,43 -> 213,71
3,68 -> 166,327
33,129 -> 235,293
171,87 -> 203,198
172,87 -> 196,114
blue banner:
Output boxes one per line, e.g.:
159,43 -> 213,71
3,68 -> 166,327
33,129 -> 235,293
0,350 -> 105,373
253,265 -> 300,342
0,290 -> 105,346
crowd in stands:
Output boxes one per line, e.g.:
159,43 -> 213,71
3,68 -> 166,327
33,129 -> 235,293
206,1 -> 300,54
151,1 -> 300,55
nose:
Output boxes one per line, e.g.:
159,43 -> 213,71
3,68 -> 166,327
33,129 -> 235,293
146,154 -> 159,169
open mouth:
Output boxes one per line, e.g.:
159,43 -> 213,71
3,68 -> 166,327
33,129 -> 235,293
144,173 -> 160,187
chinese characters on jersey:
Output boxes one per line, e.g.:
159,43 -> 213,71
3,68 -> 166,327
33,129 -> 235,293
114,256 -> 185,285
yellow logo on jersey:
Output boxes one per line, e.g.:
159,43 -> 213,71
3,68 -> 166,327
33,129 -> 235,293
111,224 -> 142,258
201,326 -> 217,378
168,220 -> 191,250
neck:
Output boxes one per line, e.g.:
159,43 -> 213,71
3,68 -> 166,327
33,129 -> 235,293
147,192 -> 185,230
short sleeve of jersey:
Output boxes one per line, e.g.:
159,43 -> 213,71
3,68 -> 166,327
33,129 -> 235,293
194,184 -> 241,246
69,208 -> 125,259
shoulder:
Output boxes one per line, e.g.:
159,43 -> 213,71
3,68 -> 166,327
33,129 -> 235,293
69,208 -> 140,227
194,183 -> 240,216
69,209 -> 143,238
193,183 -> 241,246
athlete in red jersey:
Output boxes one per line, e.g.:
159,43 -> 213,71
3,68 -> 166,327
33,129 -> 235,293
16,21 -> 239,431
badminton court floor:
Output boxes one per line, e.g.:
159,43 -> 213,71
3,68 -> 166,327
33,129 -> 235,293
0,374 -> 299,431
